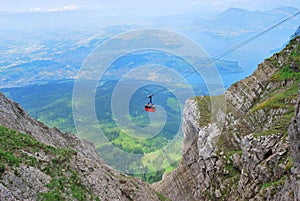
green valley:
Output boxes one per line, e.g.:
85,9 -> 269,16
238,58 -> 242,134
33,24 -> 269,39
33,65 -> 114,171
1,79 -> 188,183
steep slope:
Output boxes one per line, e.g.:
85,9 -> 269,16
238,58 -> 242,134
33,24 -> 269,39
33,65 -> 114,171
154,37 -> 300,200
0,93 -> 166,200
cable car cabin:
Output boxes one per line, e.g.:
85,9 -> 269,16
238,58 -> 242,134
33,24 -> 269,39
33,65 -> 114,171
145,94 -> 156,112
145,103 -> 156,112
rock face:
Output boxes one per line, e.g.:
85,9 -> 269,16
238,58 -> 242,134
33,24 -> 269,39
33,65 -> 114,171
0,93 -> 164,200
280,86 -> 300,200
289,86 -> 300,166
154,37 -> 300,200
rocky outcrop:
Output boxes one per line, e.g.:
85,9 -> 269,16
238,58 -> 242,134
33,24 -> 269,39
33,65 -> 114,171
279,87 -> 300,200
0,93 -> 164,201
289,86 -> 300,167
154,37 -> 300,200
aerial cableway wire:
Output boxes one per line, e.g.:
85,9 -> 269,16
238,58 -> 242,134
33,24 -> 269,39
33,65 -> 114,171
129,10 -> 300,104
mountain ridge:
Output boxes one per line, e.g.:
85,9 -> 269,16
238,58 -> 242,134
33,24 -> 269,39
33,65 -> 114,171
154,37 -> 300,200
0,92 -> 167,200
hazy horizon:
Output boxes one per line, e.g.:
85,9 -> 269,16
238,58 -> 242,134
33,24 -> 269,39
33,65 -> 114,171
0,0 -> 299,16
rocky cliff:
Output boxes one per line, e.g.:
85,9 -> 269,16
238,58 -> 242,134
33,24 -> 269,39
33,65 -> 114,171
0,93 -> 166,200
154,37 -> 300,200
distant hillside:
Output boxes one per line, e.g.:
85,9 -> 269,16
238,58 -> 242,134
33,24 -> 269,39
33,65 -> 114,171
154,6 -> 300,37
206,7 -> 300,37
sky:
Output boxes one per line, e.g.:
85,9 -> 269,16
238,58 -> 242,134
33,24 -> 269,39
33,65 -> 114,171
0,0 -> 299,15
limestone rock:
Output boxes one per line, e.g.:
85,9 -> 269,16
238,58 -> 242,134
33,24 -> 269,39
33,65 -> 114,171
289,85 -> 300,166
154,37 -> 300,200
0,93 -> 162,201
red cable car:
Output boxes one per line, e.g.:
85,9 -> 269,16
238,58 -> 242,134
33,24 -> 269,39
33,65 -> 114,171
145,94 -> 156,112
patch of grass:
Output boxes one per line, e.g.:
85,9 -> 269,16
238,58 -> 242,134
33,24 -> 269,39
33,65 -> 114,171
226,150 -> 243,160
219,166 -> 241,200
222,150 -> 242,179
263,48 -> 300,113
39,171 -> 89,201
37,189 -> 63,201
272,65 -> 300,81
194,96 -> 212,127
285,156 -> 293,171
253,84 -> 298,112
214,135 -> 243,199
254,129 -> 282,138
254,111 -> 294,138
194,95 -> 226,128
262,177 -> 286,190
0,126 -> 99,200
215,131 -> 241,156
0,126 -> 43,167
224,164 -> 241,179
215,135 -> 242,199
272,39 -> 300,81
157,192 -> 171,201
250,81 -> 298,134
112,132 -> 168,154
266,56 -> 280,67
